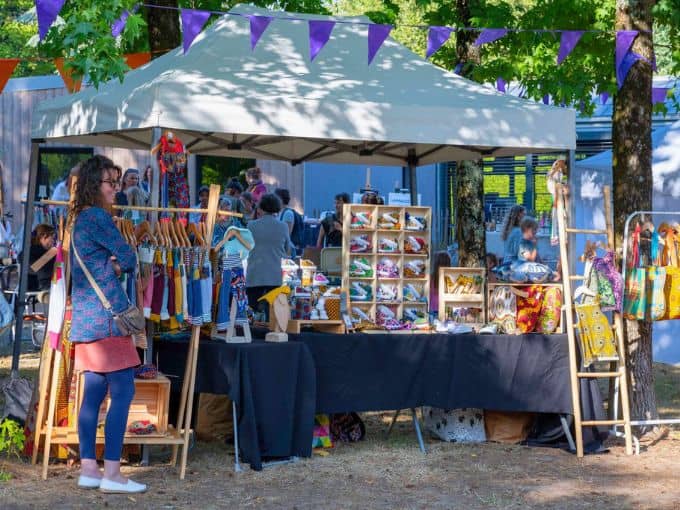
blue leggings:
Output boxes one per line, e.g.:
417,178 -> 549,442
78,368 -> 135,462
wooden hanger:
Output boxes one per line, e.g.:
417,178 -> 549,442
187,222 -> 205,247
135,221 -> 157,245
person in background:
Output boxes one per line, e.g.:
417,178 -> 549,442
429,251 -> 451,319
226,178 -> 243,199
51,162 -> 82,206
240,191 -> 257,222
68,155 -> 145,494
140,165 -> 152,194
246,193 -> 291,319
124,186 -> 148,225
361,191 -> 379,205
114,166 -> 131,210
188,185 -> 210,224
212,197 -> 234,246
275,188 -> 300,257
317,192 -> 350,248
226,179 -> 246,225
28,224 -> 56,292
245,167 -> 267,203
500,205 -> 526,263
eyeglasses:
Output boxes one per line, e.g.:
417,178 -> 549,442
100,179 -> 121,187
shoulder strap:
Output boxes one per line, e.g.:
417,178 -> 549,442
71,234 -> 113,312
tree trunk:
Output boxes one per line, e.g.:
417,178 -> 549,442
145,0 -> 181,58
613,0 -> 657,422
454,0 -> 485,268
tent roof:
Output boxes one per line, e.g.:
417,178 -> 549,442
575,119 -> 680,195
32,5 -> 575,166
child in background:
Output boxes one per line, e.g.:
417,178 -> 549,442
508,217 -> 558,283
430,251 -> 452,318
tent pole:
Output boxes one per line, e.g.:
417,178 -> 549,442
150,127 -> 162,223
408,149 -> 418,206
11,141 -> 40,373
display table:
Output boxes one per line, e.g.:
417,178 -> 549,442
156,332 -> 605,466
155,337 -> 316,471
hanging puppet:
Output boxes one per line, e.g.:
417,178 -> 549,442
151,131 -> 190,222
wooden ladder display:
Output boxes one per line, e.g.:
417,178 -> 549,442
32,184 -> 226,480
556,184 -> 633,457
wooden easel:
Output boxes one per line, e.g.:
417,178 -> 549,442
33,184 -> 234,479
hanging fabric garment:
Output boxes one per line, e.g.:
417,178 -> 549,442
150,250 -> 165,323
200,257 -> 213,324
46,242 -> 66,350
174,249 -> 184,324
166,249 -> 178,329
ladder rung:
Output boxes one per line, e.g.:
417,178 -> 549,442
577,372 -> 620,378
565,228 -> 608,235
581,420 -> 626,426
569,275 -> 584,280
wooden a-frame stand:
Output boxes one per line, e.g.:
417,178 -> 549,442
32,184 -> 223,480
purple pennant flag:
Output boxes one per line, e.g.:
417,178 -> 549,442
36,0 -> 66,41
617,50 -> 643,90
496,78 -> 506,93
426,26 -> 454,59
652,88 -> 669,105
112,4 -> 139,38
368,24 -> 392,65
543,95 -> 550,105
308,20 -> 335,62
453,62 -> 464,75
615,30 -> 638,89
181,9 -> 211,54
557,30 -> 584,65
248,15 -> 272,50
474,28 -> 508,47
600,92 -> 609,105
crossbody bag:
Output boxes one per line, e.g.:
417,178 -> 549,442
71,239 -> 146,336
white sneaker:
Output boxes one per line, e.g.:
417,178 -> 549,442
78,475 -> 102,489
99,478 -> 147,494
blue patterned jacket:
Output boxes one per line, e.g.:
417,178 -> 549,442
70,207 -> 137,342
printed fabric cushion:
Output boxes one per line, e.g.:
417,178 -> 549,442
423,407 -> 486,443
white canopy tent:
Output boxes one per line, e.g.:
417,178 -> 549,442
573,119 -> 680,364
31,5 -> 575,165
14,5 -> 576,371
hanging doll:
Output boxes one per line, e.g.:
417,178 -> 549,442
546,159 -> 567,246
151,131 -> 190,222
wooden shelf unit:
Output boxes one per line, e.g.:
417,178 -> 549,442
438,267 -> 487,324
343,204 -> 431,325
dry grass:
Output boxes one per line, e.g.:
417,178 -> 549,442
2,345 -> 680,509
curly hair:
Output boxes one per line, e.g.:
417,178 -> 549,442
501,205 -> 526,241
69,155 -> 116,226
520,216 -> 539,234
258,193 -> 282,214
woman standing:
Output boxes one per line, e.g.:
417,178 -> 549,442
500,205 -> 526,263
69,155 -> 146,494
246,193 -> 291,317
245,167 -> 267,203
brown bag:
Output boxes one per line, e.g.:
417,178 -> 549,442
483,410 -> 535,444
195,393 -> 233,441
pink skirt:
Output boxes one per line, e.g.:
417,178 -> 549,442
74,336 -> 140,373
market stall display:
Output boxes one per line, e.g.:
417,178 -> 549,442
438,267 -> 486,326
342,204 -> 431,329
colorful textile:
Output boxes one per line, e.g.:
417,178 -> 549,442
575,302 -> 618,367
537,287 -> 562,334
591,250 -> 623,312
516,285 -> 543,333
312,414 -> 333,448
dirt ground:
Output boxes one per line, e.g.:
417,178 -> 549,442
2,347 -> 680,510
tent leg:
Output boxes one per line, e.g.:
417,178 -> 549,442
385,409 -> 401,437
149,127 -> 162,222
232,402 -> 243,473
12,141 -> 40,374
411,408 -> 427,454
560,414 -> 576,452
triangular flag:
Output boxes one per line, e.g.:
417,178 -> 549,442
542,95 -> 550,105
652,87 -> 669,105
368,24 -> 392,65
474,28 -> 508,47
615,30 -> 638,89
54,58 -> 82,93
36,0 -> 66,41
496,78 -> 506,93
308,20 -> 335,61
124,52 -> 151,69
112,4 -> 139,38
557,30 -> 584,65
248,15 -> 272,50
180,8 -> 211,54
0,59 -> 20,94
617,51 -> 643,90
426,26 -> 454,59
600,92 -> 609,105
453,62 -> 464,75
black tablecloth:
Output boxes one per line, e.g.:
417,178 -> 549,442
155,338 -> 316,471
294,332 -> 575,414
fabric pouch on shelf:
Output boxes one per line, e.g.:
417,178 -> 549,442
536,286 -> 562,334
516,285 -> 543,334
